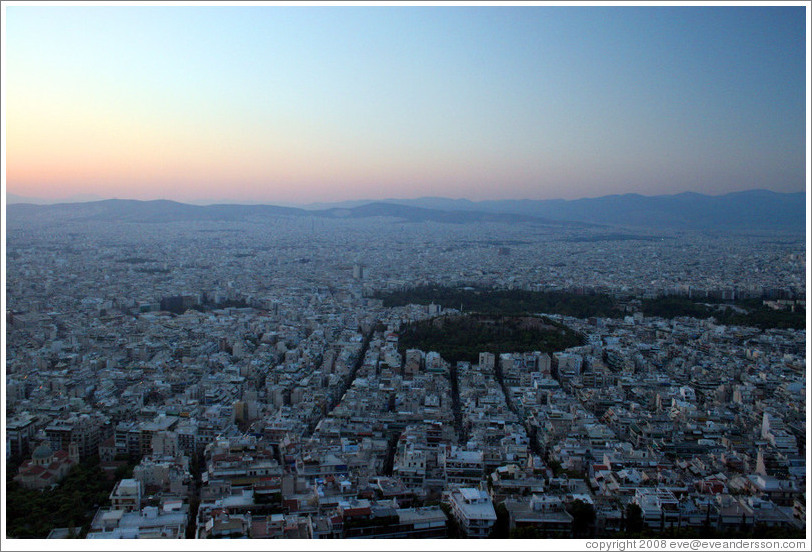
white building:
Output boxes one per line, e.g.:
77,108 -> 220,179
478,352 -> 495,371
448,487 -> 497,538
88,502 -> 188,539
442,446 -> 484,486
110,479 -> 143,513
394,444 -> 427,490
633,488 -> 680,528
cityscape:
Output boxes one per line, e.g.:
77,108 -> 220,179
3,196 -> 807,543
2,1 -> 809,549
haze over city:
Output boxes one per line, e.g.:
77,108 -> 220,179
2,1 -> 810,547
4,3 -> 807,205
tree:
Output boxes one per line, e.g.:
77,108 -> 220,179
568,499 -> 595,537
626,503 -> 644,534
439,503 -> 461,538
5,458 -> 119,538
490,502 -> 510,538
511,526 -> 542,538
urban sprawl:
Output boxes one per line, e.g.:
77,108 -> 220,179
5,215 -> 807,539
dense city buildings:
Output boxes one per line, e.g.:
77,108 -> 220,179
4,212 -> 807,540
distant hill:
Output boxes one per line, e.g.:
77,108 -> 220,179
319,201 -> 583,226
488,189 -> 805,231
5,198 -> 587,227
378,189 -> 806,232
6,192 -> 105,205
7,199 -> 307,224
5,189 -> 805,232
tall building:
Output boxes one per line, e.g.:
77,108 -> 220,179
6,414 -> 38,458
45,414 -> 103,460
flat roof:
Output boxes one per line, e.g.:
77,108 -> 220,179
397,507 -> 446,525
459,487 -> 486,501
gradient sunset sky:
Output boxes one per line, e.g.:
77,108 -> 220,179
3,2 -> 808,204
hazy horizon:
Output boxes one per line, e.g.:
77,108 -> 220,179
4,3 -> 808,205
5,186 -> 806,209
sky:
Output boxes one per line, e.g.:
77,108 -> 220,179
3,2 -> 809,205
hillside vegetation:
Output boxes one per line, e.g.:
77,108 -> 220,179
376,285 -> 805,331
376,285 -> 621,318
397,314 -> 585,364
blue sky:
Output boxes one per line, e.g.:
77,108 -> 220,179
4,3 -> 808,203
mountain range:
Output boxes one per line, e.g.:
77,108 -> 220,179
372,189 -> 806,232
6,189 -> 806,233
